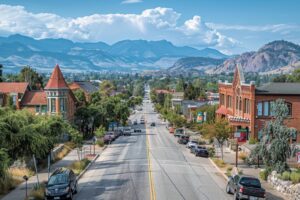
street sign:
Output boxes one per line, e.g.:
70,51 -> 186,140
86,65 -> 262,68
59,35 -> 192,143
197,112 -> 203,123
297,152 -> 300,164
234,132 -> 241,138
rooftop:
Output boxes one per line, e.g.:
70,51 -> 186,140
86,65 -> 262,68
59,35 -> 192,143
256,83 -> 300,95
45,64 -> 69,90
0,82 -> 29,94
21,91 -> 47,105
69,81 -> 99,94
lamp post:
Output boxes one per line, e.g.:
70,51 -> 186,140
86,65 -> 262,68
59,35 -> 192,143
23,175 -> 29,198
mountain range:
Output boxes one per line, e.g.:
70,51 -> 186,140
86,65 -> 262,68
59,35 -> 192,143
0,34 -> 228,73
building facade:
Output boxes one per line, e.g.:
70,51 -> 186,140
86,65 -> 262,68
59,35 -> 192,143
0,65 -> 77,122
68,81 -> 99,102
217,64 -> 300,143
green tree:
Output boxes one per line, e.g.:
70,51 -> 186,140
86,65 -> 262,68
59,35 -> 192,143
100,80 -> 115,97
74,89 -> 87,105
18,66 -> 43,89
95,126 -> 106,138
0,64 -> 3,82
201,118 -> 232,160
251,99 -> 294,173
175,78 -> 184,92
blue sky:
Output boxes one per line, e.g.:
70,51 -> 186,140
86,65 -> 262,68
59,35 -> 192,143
0,0 -> 299,54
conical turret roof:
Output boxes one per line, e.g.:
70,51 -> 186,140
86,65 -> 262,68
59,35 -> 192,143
45,64 -> 68,89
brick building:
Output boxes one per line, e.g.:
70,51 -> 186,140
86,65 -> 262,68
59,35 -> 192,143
0,65 -> 77,122
217,64 -> 300,143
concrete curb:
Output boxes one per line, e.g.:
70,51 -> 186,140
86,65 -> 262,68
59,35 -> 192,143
208,158 -> 229,181
76,145 -> 107,181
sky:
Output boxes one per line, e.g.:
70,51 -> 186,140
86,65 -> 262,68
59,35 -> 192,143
0,0 -> 299,54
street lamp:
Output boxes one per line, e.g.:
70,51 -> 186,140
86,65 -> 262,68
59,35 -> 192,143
23,175 -> 29,198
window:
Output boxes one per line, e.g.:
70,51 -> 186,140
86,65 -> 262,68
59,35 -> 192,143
60,98 -> 66,112
244,99 -> 250,114
51,98 -> 56,112
236,96 -> 239,110
270,101 -> 275,116
41,105 -> 47,113
257,102 -> 262,116
227,95 -> 232,108
286,102 -> 292,116
263,102 -> 269,116
35,106 -> 40,113
220,94 -> 225,105
239,97 -> 242,111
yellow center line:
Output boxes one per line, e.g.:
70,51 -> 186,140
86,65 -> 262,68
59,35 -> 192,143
145,114 -> 156,200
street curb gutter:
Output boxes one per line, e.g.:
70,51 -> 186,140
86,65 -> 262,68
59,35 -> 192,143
76,145 -> 107,181
208,158 -> 229,181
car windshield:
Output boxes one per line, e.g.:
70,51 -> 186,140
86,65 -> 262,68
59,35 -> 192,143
48,174 -> 68,186
191,141 -> 197,144
240,177 -> 261,188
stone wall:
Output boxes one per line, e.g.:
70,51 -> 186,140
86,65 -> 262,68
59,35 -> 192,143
268,171 -> 300,200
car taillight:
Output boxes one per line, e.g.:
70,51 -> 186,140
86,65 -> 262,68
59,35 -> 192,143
239,186 -> 244,193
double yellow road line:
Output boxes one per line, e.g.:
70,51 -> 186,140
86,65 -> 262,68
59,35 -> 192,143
145,115 -> 156,200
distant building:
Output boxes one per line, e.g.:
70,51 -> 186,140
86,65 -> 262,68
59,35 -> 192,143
217,64 -> 300,143
206,91 -> 219,105
69,81 -> 99,102
181,100 -> 207,121
171,92 -> 184,109
0,65 -> 77,122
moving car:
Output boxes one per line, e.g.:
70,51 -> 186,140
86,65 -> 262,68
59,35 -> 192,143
104,132 -> 115,144
134,128 -> 142,132
186,141 -> 198,149
133,120 -> 138,125
123,127 -> 132,136
178,135 -> 189,145
226,175 -> 266,200
195,149 -> 209,157
150,122 -> 156,126
45,168 -> 77,200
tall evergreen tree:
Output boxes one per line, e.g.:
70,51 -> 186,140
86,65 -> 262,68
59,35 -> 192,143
0,64 -> 3,82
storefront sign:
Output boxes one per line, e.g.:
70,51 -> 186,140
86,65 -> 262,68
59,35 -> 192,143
197,112 -> 203,123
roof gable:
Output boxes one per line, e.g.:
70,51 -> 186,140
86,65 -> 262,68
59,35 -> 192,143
45,64 -> 68,90
21,91 -> 47,105
233,64 -> 245,87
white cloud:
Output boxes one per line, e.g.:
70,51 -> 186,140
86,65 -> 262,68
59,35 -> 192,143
0,4 -> 237,51
121,0 -> 142,4
206,23 -> 300,33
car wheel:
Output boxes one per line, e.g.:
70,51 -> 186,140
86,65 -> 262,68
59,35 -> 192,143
225,184 -> 231,194
73,183 -> 78,194
234,191 -> 239,200
69,191 -> 73,200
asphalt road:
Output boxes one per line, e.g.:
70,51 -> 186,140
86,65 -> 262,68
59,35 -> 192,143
74,99 -> 231,200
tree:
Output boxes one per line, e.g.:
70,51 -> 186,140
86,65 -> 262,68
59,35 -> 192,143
74,89 -> 87,105
100,80 -> 115,97
95,126 -> 106,138
201,118 -> 232,160
18,66 -> 43,89
175,78 -> 184,92
251,99 -> 294,173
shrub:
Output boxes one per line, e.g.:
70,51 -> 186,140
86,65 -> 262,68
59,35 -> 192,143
248,136 -> 258,144
27,183 -> 45,200
238,152 -> 248,161
290,171 -> 300,184
198,140 -> 206,145
226,166 -> 233,177
281,171 -> 291,181
212,158 -> 226,168
96,139 -> 104,147
259,170 -> 269,181
8,167 -> 34,178
69,158 -> 90,175
207,147 -> 215,157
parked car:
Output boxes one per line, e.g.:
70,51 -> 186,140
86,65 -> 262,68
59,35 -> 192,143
174,128 -> 184,137
169,127 -> 175,134
226,175 -> 266,200
140,118 -> 145,124
178,135 -> 189,144
150,122 -> 156,126
195,149 -> 209,157
186,141 -> 198,149
104,132 -> 115,144
133,120 -> 138,125
191,145 -> 206,154
45,168 -> 77,200
123,127 -> 132,136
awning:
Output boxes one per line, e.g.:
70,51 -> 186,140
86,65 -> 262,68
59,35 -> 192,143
216,107 -> 227,115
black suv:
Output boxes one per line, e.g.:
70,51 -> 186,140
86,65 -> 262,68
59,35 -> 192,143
45,168 -> 77,200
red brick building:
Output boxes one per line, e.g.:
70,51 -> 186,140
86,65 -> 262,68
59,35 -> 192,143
217,64 -> 300,143
68,81 -> 99,102
0,65 -> 77,122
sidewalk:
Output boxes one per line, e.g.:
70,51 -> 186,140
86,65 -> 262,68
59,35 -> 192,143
216,147 -> 289,200
1,144 -> 102,200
